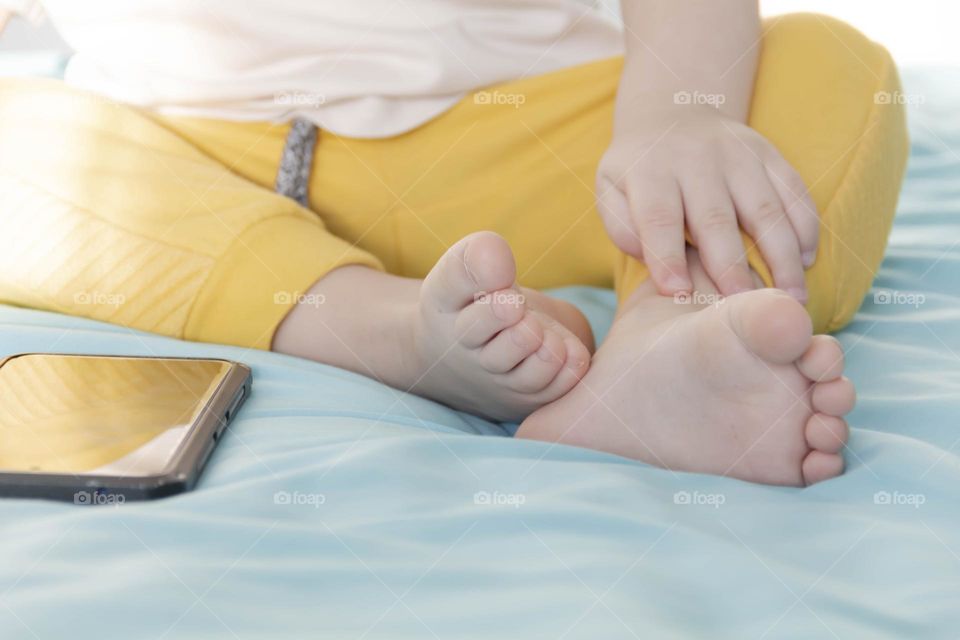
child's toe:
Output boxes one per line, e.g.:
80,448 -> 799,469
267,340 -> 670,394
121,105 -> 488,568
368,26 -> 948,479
501,322 -> 568,394
805,413 -> 848,454
811,376 -> 856,416
453,287 -> 526,348
539,335 -> 591,396
421,230 -> 516,313
796,335 -> 845,382
478,313 -> 544,373
802,450 -> 845,485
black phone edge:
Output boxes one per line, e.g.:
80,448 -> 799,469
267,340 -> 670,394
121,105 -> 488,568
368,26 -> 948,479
0,354 -> 252,504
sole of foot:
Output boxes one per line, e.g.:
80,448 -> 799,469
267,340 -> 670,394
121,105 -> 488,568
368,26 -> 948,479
517,288 -> 854,486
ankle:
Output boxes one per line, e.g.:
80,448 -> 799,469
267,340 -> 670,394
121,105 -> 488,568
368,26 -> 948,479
272,266 -> 425,388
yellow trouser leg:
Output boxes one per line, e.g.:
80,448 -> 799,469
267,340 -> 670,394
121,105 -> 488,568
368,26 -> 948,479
0,78 -> 381,349
280,12 -> 906,334
0,12 -> 907,350
614,13 -> 908,332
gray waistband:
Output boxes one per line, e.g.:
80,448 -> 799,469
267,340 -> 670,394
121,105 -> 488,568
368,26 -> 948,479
275,118 -> 319,207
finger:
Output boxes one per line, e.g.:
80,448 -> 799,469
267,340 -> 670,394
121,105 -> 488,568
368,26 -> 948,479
681,173 -> 753,295
764,152 -> 819,268
727,162 -> 807,301
627,174 -> 691,294
596,178 -> 644,258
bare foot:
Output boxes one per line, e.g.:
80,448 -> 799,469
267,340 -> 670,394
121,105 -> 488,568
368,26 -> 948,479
272,231 -> 592,421
409,231 -> 592,422
517,261 -> 854,486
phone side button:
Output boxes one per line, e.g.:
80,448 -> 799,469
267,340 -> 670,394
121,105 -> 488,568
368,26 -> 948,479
197,440 -> 216,472
224,386 -> 246,424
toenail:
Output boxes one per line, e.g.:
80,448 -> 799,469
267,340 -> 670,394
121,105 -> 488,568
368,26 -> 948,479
461,250 -> 480,285
510,325 -> 532,348
491,298 -> 509,321
491,290 -> 522,321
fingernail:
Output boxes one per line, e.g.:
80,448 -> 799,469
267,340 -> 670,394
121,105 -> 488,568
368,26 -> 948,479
802,251 -> 816,268
666,275 -> 691,292
787,287 -> 808,303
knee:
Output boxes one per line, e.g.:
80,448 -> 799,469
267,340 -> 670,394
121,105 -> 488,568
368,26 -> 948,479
761,13 -> 901,94
763,13 -> 878,59
756,14 -> 910,335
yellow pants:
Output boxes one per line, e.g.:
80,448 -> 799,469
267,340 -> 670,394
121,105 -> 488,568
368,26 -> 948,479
0,14 -> 907,350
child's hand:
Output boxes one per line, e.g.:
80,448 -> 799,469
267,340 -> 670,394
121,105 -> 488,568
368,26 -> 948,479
596,105 -> 818,301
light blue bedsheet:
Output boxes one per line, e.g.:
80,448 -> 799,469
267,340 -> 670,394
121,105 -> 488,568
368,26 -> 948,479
0,68 -> 958,640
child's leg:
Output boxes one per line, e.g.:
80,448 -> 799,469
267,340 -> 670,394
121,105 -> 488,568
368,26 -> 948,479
614,13 -> 908,333
0,78 -> 378,349
518,14 -> 907,485
272,233 -> 592,421
0,79 -> 590,422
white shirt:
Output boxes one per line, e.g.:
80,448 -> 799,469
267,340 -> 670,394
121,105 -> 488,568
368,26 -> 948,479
3,0 -> 623,138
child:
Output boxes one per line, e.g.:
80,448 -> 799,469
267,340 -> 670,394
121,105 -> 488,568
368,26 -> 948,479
0,0 -> 907,485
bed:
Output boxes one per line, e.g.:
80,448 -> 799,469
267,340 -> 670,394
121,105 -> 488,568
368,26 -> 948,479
0,67 -> 958,639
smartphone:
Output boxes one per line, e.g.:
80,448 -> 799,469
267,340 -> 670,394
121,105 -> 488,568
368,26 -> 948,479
0,353 -> 251,503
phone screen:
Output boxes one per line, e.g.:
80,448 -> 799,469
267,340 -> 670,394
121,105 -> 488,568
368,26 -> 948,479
0,355 -> 231,476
